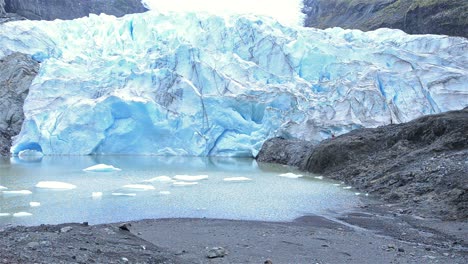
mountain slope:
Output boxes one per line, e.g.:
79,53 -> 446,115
303,0 -> 468,38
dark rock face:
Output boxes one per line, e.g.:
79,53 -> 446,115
0,53 -> 39,156
3,0 -> 147,21
302,0 -> 468,38
257,108 -> 468,220
256,137 -> 314,167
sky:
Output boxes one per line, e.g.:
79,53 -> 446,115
141,0 -> 304,26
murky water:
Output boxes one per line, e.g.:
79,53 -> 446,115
0,156 -> 360,226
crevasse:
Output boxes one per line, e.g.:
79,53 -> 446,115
0,12 -> 467,156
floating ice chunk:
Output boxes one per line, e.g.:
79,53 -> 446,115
92,192 -> 103,198
122,184 -> 155,191
278,173 -> 303,179
314,176 -> 324,180
355,193 -> 361,196
36,181 -> 76,190
223,177 -> 252,182
13,212 -> 32,217
343,186 -> 352,190
173,175 -> 208,181
83,164 -> 121,172
29,202 -> 41,207
2,190 -> 32,195
333,183 -> 341,186
143,176 -> 173,182
112,193 -> 136,197
173,181 -> 198,186
0,213 -> 10,217
0,185 -> 7,190
159,191 -> 171,195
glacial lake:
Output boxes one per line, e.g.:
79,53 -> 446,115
0,156 -> 361,227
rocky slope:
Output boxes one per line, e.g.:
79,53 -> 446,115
302,0 -> 468,38
0,53 -> 39,155
1,0 -> 147,21
257,108 -> 468,220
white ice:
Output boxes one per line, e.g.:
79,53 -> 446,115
92,192 -> 103,198
18,149 -> 44,161
35,181 -> 77,190
29,202 -> 41,207
173,181 -> 199,186
83,164 -> 121,172
13,212 -> 33,217
314,176 -> 324,180
0,213 -> 10,217
143,176 -> 173,182
0,185 -> 7,190
343,186 -> 352,190
122,184 -> 155,191
278,173 -> 303,179
223,177 -> 252,182
2,190 -> 32,195
159,191 -> 171,195
112,193 -> 137,197
173,175 -> 208,181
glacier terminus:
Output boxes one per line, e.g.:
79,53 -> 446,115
0,11 -> 467,156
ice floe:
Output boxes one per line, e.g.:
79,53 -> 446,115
83,164 -> 121,172
0,213 -> 10,217
159,191 -> 171,195
343,186 -> 352,190
223,177 -> 252,182
143,176 -> 173,182
0,185 -> 7,190
92,192 -> 103,198
35,181 -> 76,190
173,181 -> 199,186
173,175 -> 208,181
122,184 -> 155,191
2,190 -> 32,195
13,212 -> 32,217
29,202 -> 41,207
111,193 -> 136,197
314,176 -> 324,180
278,173 -> 303,179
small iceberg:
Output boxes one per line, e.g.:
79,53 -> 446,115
173,181 -> 198,186
343,186 -> 352,190
92,192 -> 103,199
278,173 -> 303,179
159,191 -> 171,195
2,190 -> 32,195
111,193 -> 136,197
143,176 -> 173,182
29,202 -> 41,207
83,164 -> 121,172
314,176 -> 324,180
36,181 -> 76,190
355,192 -> 361,196
13,212 -> 32,217
122,184 -> 155,191
173,175 -> 208,181
0,213 -> 10,217
333,183 -> 341,186
223,177 -> 252,182
0,185 -> 7,190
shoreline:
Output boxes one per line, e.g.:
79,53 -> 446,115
1,198 -> 467,263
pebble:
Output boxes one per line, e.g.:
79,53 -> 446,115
264,259 -> 273,264
122,257 -> 129,262
26,242 -> 40,249
206,247 -> 227,258
398,248 -> 405,252
60,226 -> 73,233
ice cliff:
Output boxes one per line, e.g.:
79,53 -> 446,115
0,12 -> 467,156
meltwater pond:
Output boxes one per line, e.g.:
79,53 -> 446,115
0,156 -> 361,226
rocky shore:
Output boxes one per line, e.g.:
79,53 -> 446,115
257,108 -> 468,221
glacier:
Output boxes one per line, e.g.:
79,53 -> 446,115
0,12 -> 467,156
